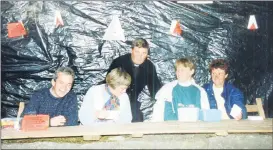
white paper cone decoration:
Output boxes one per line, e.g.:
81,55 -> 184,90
247,15 -> 258,30
55,10 -> 64,28
103,16 -> 125,41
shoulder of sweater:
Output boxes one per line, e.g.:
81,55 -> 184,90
67,90 -> 77,96
224,82 -> 242,94
202,82 -> 213,91
190,85 -> 202,93
33,87 -> 50,96
114,53 -> 131,62
225,82 -> 236,89
162,80 -> 178,89
85,84 -> 107,97
64,90 -> 77,101
118,93 -> 130,101
144,59 -> 156,66
89,84 -> 105,91
155,80 -> 177,99
191,82 -> 204,91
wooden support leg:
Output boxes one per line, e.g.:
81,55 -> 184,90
131,133 -> 144,138
256,98 -> 266,119
17,102 -> 25,118
215,131 -> 228,136
83,135 -> 102,141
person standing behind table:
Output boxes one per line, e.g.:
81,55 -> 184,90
104,38 -> 162,122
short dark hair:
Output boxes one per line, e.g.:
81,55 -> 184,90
209,59 -> 229,74
131,38 -> 149,49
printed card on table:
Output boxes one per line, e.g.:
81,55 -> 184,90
230,104 -> 242,118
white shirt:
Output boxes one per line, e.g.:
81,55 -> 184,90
79,84 -> 132,125
213,84 -> 230,120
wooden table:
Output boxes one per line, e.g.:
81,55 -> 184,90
1,119 -> 272,140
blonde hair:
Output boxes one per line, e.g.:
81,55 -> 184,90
106,68 -> 131,89
175,58 -> 195,71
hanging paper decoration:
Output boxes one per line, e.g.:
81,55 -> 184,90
103,16 -> 125,41
247,15 -> 258,30
7,21 -> 27,38
55,10 -> 64,28
170,20 -> 182,36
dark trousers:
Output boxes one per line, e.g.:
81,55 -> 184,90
130,100 -> 143,122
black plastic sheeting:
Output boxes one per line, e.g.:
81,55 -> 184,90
1,1 -> 273,119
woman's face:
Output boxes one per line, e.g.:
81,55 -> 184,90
211,68 -> 228,88
110,85 -> 128,97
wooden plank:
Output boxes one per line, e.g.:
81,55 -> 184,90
215,131 -> 228,136
246,105 -> 258,112
256,98 -> 266,119
83,135 -> 101,141
1,119 -> 272,140
14,102 -> 25,129
131,133 -> 144,138
17,102 -> 25,118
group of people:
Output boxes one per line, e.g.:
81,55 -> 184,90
22,38 -> 247,127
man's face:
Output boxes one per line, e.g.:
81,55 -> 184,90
51,72 -> 73,98
211,68 -> 228,87
131,47 -> 148,65
112,85 -> 128,97
176,66 -> 194,83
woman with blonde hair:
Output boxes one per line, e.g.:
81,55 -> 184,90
79,67 -> 132,125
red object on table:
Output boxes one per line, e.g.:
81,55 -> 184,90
21,114 -> 49,132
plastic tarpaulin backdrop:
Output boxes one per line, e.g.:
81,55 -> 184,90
1,1 -> 273,119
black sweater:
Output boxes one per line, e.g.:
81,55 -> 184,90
22,88 -> 79,126
106,53 -> 162,122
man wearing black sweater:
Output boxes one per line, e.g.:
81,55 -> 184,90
106,38 -> 162,122
22,67 -> 78,126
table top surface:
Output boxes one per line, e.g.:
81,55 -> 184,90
2,118 -> 272,139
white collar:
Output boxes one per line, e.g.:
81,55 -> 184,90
178,80 -> 192,87
133,64 -> 139,67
